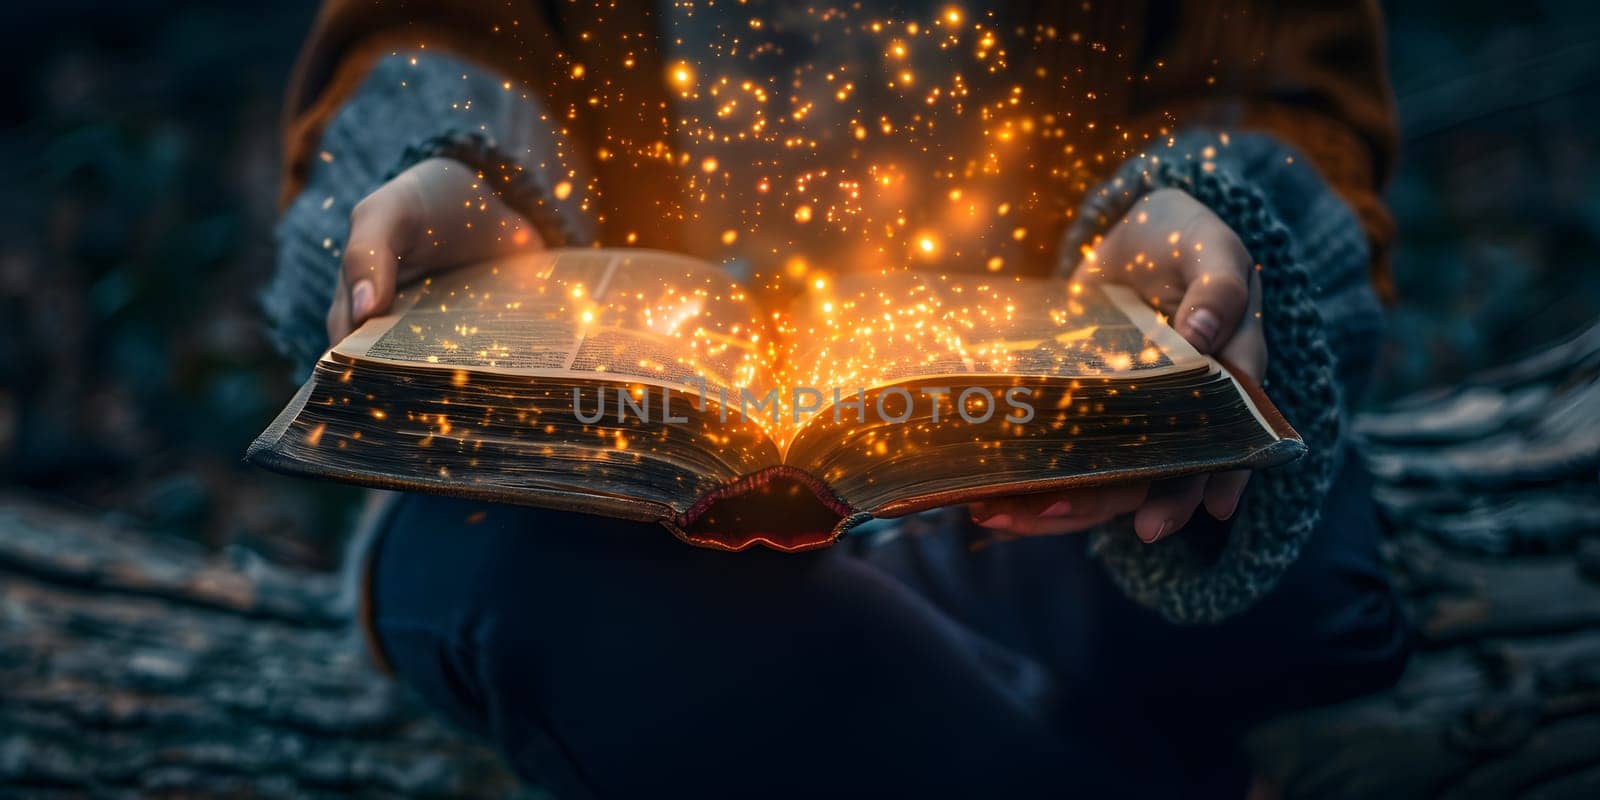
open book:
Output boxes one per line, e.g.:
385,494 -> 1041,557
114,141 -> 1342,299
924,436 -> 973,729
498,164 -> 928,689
249,248 -> 1303,550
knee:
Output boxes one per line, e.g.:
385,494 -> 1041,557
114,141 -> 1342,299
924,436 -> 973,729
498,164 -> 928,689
376,623 -> 494,739
1291,576 -> 1414,704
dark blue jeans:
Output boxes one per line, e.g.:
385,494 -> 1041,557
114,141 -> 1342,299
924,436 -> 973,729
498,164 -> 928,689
371,462 -> 1410,799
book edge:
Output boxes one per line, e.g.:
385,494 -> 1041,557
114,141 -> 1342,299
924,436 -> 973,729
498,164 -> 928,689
1214,353 -> 1302,444
863,356 -> 1306,519
864,436 -> 1306,520
244,372 -> 681,526
245,377 -> 316,465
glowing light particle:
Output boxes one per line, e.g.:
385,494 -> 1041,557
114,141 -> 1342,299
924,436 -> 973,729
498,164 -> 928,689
670,62 -> 695,88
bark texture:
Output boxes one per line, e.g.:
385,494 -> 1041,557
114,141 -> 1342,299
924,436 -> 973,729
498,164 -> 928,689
1249,321 -> 1600,799
0,499 -> 519,797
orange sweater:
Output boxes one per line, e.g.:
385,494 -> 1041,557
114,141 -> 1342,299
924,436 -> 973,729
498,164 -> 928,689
281,0 -> 1397,297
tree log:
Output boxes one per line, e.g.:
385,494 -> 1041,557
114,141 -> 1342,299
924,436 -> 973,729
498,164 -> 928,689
1248,320 -> 1600,799
0,499 -> 519,798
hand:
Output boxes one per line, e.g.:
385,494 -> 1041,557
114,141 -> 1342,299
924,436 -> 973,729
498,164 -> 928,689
970,188 -> 1268,542
326,157 -> 544,343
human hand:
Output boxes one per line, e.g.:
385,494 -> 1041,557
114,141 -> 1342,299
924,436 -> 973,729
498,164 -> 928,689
969,188 -> 1267,542
326,157 -> 544,343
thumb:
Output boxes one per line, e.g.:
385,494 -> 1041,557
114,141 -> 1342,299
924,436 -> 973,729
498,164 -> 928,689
1173,218 -> 1252,355
395,157 -> 545,278
341,173 -> 424,329
340,157 -> 537,331
1216,268 -> 1267,381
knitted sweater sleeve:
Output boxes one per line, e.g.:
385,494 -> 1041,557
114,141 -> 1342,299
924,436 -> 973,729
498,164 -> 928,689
1061,129 -> 1386,624
265,51 -> 589,377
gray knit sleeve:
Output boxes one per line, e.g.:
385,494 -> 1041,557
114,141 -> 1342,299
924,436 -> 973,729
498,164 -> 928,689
265,51 -> 594,376
1061,130 -> 1385,624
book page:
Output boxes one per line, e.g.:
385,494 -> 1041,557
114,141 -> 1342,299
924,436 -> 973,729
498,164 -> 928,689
777,272 -> 1282,514
335,249 -> 778,405
779,270 -> 1205,392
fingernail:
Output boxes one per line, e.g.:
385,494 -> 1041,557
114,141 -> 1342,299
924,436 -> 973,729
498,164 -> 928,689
1141,519 -> 1171,543
1042,500 -> 1073,517
351,280 -> 376,321
978,513 -> 1013,529
1183,308 -> 1220,349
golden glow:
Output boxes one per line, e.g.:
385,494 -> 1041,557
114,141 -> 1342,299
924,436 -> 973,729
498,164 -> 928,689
510,1 -> 1159,282
339,6 -> 1183,460
350,252 -> 1184,486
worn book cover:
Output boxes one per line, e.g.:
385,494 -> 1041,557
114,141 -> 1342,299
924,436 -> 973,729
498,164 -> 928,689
249,248 -> 1303,550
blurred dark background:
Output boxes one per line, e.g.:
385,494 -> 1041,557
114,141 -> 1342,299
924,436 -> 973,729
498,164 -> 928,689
1,0 -> 1598,568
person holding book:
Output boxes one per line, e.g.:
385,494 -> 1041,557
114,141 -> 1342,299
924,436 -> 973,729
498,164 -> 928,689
265,1 -> 1411,796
